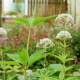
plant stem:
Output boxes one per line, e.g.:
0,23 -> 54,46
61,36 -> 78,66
43,48 -> 47,80
24,66 -> 27,80
26,0 -> 37,54
62,27 -> 66,80
25,0 -> 37,80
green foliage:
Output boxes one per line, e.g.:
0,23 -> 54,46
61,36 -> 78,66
0,49 -> 51,67
53,53 -> 74,64
19,48 -> 29,65
7,73 -> 18,80
7,54 -> 22,64
12,15 -> 57,27
48,64 -> 74,72
28,49 -> 51,66
34,69 -> 57,80
0,61 -> 20,65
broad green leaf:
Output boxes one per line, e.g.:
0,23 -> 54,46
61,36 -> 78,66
33,15 -> 57,26
7,54 -> 22,64
19,48 -> 29,65
0,61 -> 20,65
28,49 -> 50,66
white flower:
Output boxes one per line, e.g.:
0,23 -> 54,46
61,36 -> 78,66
55,13 -> 74,27
26,70 -> 33,76
36,38 -> 54,48
56,31 -> 72,39
0,27 -> 7,37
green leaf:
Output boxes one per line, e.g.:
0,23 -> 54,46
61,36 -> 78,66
11,15 -> 57,27
65,77 -> 77,80
19,48 -> 29,65
0,61 -> 20,65
66,58 -> 74,62
28,49 -> 50,66
45,77 -> 59,80
33,15 -> 57,26
65,65 -> 74,72
12,18 -> 30,26
7,54 -> 22,64
53,54 -> 65,63
48,64 -> 64,72
59,72 -> 63,80
7,73 -> 18,80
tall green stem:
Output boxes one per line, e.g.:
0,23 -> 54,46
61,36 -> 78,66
43,48 -> 47,80
24,0 -> 37,80
26,0 -> 37,54
62,27 -> 66,80
24,66 -> 27,80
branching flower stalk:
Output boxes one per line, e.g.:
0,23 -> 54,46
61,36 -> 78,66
24,0 -> 37,80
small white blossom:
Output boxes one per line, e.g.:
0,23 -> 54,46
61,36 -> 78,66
26,70 -> 33,76
0,27 -> 7,37
56,31 -> 72,39
55,14 -> 74,27
36,38 -> 54,48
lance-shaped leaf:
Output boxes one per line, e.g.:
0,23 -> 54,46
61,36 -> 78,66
18,48 -> 29,65
11,15 -> 57,27
65,77 -> 77,80
28,49 -> 51,66
7,73 -> 18,80
33,15 -> 57,26
0,61 -> 20,65
66,58 -> 74,62
12,18 -> 30,26
7,54 -> 22,64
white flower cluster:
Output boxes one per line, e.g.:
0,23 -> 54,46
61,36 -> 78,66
55,13 -> 74,27
26,70 -> 33,76
0,27 -> 7,37
56,31 -> 72,39
36,38 -> 54,48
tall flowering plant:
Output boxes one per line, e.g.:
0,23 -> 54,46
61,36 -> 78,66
53,13 -> 74,80
36,38 -> 54,80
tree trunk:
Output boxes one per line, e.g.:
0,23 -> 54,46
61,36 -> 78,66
0,0 -> 2,27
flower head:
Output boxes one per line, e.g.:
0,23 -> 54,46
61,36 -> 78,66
26,70 -> 33,76
56,31 -> 72,39
36,38 -> 54,48
0,27 -> 7,37
55,14 -> 74,27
